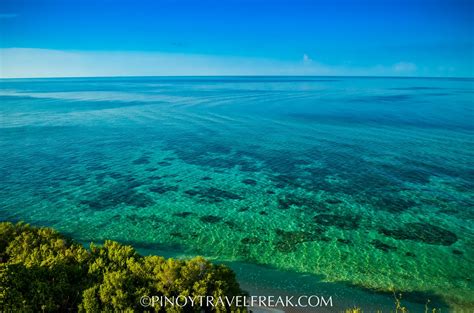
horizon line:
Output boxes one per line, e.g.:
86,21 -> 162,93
1,74 -> 473,80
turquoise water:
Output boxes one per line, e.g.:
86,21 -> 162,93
0,77 -> 473,310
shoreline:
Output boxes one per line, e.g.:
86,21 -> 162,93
3,222 -> 467,312
129,245 -> 448,312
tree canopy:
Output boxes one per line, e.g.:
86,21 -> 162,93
0,222 -> 247,312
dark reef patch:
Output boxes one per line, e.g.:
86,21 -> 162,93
173,211 -> 194,218
325,198 -> 343,205
80,183 -> 153,210
126,214 -> 160,226
133,156 -> 150,165
262,151 -> 312,175
337,238 -> 352,245
277,195 -> 321,211
379,163 -> 431,185
274,229 -> 328,252
313,213 -> 360,230
371,196 -> 417,213
224,220 -> 238,229
149,183 -> 179,194
242,179 -> 257,186
162,137 -> 260,172
185,187 -> 243,203
408,159 -> 462,178
437,208 -> 458,215
157,161 -> 172,166
170,232 -> 184,238
202,158 -> 236,169
241,237 -> 262,245
370,239 -> 397,252
87,164 -> 109,171
300,148 -> 405,194
95,171 -> 124,182
201,176 -> 212,181
271,174 -> 305,189
200,215 -> 223,223
148,175 -> 163,180
108,172 -> 125,180
378,222 -> 458,246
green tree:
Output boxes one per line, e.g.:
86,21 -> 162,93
0,222 -> 247,312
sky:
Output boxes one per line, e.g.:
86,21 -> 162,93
0,0 -> 473,78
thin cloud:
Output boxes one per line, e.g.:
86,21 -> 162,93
0,48 -> 431,78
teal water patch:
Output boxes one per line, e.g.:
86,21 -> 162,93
0,77 -> 473,310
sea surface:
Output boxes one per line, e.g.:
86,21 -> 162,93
0,76 -> 473,311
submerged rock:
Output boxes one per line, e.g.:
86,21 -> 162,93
372,196 -> 417,213
126,214 -> 160,226
274,229 -> 327,253
370,239 -> 397,252
80,183 -> 154,210
378,222 -> 458,246
149,175 -> 163,180
241,237 -> 262,245
337,238 -> 352,245
173,211 -> 194,218
200,215 -> 223,223
271,174 -> 304,189
242,179 -> 257,186
157,161 -> 172,166
133,156 -> 150,165
224,220 -> 238,229
277,195 -> 319,210
149,183 -> 178,194
325,198 -> 343,205
170,232 -> 184,238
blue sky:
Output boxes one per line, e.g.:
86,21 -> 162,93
0,0 -> 473,77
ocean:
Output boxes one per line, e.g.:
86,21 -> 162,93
0,76 -> 473,311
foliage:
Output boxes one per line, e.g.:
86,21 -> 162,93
342,294 -> 440,313
0,222 -> 247,312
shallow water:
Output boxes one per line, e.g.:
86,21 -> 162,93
0,76 -> 473,309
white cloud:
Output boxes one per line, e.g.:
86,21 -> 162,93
0,48 -> 422,78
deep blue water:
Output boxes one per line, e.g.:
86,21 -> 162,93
0,76 -> 473,310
